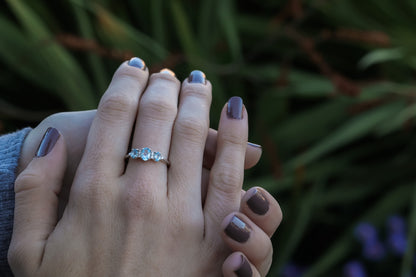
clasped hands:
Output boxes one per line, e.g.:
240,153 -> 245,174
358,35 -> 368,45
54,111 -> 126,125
9,58 -> 282,277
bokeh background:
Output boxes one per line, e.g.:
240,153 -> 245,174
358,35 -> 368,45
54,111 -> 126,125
1,0 -> 416,276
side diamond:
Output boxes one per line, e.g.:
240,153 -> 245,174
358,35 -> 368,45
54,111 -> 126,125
130,148 -> 140,159
152,152 -> 162,161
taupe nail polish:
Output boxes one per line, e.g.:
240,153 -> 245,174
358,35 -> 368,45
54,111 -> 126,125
225,215 -> 251,243
247,188 -> 269,215
36,127 -> 60,157
227,96 -> 243,120
235,255 -> 253,277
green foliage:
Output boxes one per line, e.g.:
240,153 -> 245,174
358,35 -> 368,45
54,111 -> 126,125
1,0 -> 416,276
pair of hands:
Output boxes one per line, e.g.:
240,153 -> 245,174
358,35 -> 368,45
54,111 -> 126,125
9,59 -> 282,276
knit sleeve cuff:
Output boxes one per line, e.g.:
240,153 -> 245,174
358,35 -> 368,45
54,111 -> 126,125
0,127 -> 32,275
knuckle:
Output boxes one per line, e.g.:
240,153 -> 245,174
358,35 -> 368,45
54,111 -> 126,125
174,115 -> 208,145
181,85 -> 212,103
14,170 -> 46,194
211,166 -> 243,195
140,95 -> 177,122
97,92 -> 136,124
221,131 -> 247,148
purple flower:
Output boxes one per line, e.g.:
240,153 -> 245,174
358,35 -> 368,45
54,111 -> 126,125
344,261 -> 367,277
354,222 -> 377,244
387,233 -> 407,256
362,240 -> 386,261
387,215 -> 406,234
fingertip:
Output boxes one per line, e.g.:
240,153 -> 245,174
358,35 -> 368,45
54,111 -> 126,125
244,142 -> 262,169
223,252 -> 256,277
241,187 -> 283,237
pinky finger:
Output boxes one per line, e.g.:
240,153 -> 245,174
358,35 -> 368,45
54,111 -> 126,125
223,252 -> 260,277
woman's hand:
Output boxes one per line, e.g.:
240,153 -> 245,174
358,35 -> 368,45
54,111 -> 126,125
10,60 -> 282,276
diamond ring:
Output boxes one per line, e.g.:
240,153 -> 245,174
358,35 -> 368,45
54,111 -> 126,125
125,147 -> 170,166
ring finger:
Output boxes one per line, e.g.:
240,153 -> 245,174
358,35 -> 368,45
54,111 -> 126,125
125,69 -> 180,195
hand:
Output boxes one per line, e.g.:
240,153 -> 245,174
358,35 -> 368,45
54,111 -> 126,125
18,110 -> 263,215
10,60 -> 282,276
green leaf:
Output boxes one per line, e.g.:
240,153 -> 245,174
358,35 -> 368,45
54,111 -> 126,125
359,48 -> 403,69
288,101 -> 406,169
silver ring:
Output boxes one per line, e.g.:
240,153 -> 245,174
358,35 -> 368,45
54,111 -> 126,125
125,147 -> 170,166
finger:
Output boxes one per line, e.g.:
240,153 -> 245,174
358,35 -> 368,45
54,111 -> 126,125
79,58 -> 148,178
9,128 -> 66,274
223,252 -> 261,277
203,128 -> 262,170
125,69 -> 180,193
240,187 -> 282,237
221,213 -> 273,276
168,70 -> 212,209
204,97 -> 248,232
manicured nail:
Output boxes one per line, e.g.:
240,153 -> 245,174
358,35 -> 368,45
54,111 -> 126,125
36,127 -> 60,157
247,188 -> 269,215
188,70 -> 206,84
247,142 -> 262,149
235,255 -> 253,277
225,215 -> 251,243
128,57 -> 146,69
227,96 -> 243,119
160,68 -> 176,77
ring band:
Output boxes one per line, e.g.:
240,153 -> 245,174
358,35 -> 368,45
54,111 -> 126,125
125,147 -> 170,166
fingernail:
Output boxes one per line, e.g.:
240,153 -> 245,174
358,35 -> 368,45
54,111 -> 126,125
247,142 -> 262,149
247,188 -> 269,215
160,68 -> 176,77
36,127 -> 60,157
227,96 -> 243,120
128,57 -> 146,69
235,255 -> 253,277
225,215 -> 251,243
188,70 -> 206,84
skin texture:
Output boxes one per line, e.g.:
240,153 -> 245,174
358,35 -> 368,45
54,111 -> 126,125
10,62 -> 282,276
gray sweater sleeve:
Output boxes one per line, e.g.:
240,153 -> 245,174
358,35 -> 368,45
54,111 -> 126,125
0,128 -> 31,276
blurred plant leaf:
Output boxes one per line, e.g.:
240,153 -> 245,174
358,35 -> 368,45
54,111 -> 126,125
288,101 -> 406,169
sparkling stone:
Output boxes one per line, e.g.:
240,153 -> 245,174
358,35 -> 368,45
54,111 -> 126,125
130,149 -> 140,159
140,147 -> 152,161
152,152 -> 162,161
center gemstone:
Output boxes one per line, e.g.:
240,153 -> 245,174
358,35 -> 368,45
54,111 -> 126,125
140,147 -> 152,161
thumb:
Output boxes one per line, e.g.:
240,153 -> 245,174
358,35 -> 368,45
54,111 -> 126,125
8,127 -> 66,273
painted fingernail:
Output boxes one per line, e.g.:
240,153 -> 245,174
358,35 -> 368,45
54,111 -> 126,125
160,68 -> 176,77
227,96 -> 243,120
188,70 -> 206,84
235,255 -> 253,277
128,57 -> 146,69
36,127 -> 60,157
247,188 -> 269,215
247,142 -> 262,149
225,215 -> 251,243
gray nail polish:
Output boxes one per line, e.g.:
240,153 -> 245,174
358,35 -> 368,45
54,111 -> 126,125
160,68 -> 176,76
188,70 -> 206,84
36,127 -> 60,157
227,96 -> 243,120
128,57 -> 146,69
247,142 -> 262,149
247,188 -> 269,215
225,215 -> 251,243
235,255 -> 253,277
